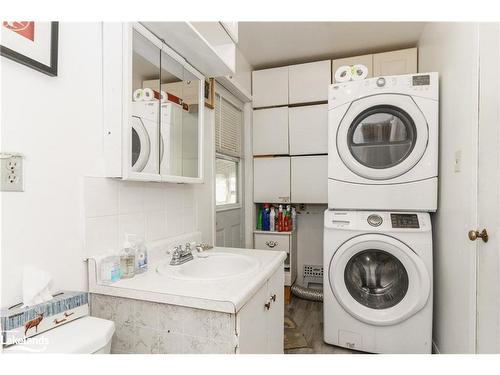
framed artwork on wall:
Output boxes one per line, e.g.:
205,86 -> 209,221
204,77 -> 215,109
0,21 -> 59,77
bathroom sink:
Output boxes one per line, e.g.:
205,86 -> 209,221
156,252 -> 260,280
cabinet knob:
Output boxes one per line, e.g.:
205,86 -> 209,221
265,240 -> 278,248
264,302 -> 271,310
468,229 -> 489,243
270,294 -> 277,302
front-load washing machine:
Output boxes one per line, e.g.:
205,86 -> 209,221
328,73 -> 439,211
323,210 -> 433,354
131,100 -> 160,174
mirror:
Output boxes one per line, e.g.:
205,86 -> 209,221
131,25 -> 203,182
131,29 -> 161,175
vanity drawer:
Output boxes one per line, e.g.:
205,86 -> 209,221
254,233 -> 291,253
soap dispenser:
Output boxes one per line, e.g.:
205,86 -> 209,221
120,234 -> 136,279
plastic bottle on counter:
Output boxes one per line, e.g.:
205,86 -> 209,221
99,252 -> 121,284
134,236 -> 148,274
262,203 -> 270,231
270,206 -> 276,231
120,234 -> 136,279
257,205 -> 263,230
278,205 -> 283,232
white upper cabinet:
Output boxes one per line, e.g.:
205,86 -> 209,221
288,60 -> 331,104
332,54 -> 373,83
253,107 -> 289,156
291,155 -> 328,203
103,23 -> 204,184
288,104 -> 328,155
252,67 -> 289,108
253,157 -> 290,203
373,47 -> 418,76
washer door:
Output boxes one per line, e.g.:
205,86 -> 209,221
337,94 -> 429,180
131,116 -> 151,172
329,234 -> 430,326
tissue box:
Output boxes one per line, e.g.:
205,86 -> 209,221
1,291 -> 89,347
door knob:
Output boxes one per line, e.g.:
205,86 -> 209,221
468,229 -> 489,243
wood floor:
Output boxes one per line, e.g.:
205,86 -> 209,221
284,296 -> 360,354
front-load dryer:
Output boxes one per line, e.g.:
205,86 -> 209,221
323,210 -> 433,354
328,73 -> 439,211
131,101 -> 159,174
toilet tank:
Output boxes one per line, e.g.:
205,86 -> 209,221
3,316 -> 115,354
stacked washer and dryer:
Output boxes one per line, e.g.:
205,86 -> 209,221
324,73 -> 439,354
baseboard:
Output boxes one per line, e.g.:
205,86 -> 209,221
432,341 -> 440,354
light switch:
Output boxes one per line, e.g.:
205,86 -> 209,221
1,153 -> 24,192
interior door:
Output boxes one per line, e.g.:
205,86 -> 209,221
476,23 -> 500,353
215,208 -> 242,248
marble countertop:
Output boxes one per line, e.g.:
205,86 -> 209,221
87,246 -> 286,314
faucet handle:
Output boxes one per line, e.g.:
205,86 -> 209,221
185,242 -> 192,252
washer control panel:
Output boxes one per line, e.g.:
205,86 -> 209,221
367,214 -> 383,227
390,214 -> 420,229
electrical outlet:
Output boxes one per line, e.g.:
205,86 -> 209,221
1,154 -> 24,192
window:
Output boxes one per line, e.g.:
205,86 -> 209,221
216,156 -> 238,206
215,91 -> 243,208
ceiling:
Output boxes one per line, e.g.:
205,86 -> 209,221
238,22 -> 426,69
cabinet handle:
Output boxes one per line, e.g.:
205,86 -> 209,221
264,302 -> 271,310
265,241 -> 278,248
270,294 -> 277,303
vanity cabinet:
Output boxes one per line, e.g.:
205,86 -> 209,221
236,267 -> 284,353
253,107 -> 289,155
103,22 -> 204,183
288,60 -> 331,104
288,104 -> 328,155
291,155 -> 328,203
253,157 -> 290,203
252,66 -> 289,108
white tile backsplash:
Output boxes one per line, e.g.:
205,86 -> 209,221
84,177 -> 200,256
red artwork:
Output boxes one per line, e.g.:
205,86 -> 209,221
3,21 -> 35,41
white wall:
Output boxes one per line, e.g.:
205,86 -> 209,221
0,23 -> 214,308
418,23 -> 479,353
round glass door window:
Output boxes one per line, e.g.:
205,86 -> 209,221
347,105 -> 417,169
344,249 -> 409,309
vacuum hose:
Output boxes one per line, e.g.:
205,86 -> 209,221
291,284 -> 323,302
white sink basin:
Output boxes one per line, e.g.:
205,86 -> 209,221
156,252 -> 260,281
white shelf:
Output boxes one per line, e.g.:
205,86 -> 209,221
142,22 -> 235,77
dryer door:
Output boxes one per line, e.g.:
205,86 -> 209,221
131,116 -> 151,172
337,94 -> 429,180
329,233 -> 430,326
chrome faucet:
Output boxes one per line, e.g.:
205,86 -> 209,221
169,243 -> 194,266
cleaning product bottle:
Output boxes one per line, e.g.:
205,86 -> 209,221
292,206 -> 297,231
270,206 -> 276,232
120,234 -> 136,279
278,205 -> 283,232
134,236 -> 148,274
100,251 -> 121,284
257,205 -> 263,230
262,204 -> 270,231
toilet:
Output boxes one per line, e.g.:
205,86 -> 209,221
3,316 -> 115,354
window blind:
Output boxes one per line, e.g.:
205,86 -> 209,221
215,93 -> 242,157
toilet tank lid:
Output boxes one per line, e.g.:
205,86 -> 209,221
3,316 -> 115,354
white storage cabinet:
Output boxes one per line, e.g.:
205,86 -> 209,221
288,60 -> 331,104
291,155 -> 328,203
373,47 -> 418,76
288,104 -> 328,155
253,157 -> 290,203
252,66 -> 289,108
253,107 -> 289,155
236,267 -> 284,353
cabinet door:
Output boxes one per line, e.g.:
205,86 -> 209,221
236,282 -> 269,353
289,104 -> 328,155
332,54 -> 373,82
373,47 -> 418,76
266,268 -> 284,354
253,157 -> 290,203
253,107 -> 289,155
289,60 -> 331,104
291,155 -> 328,203
252,67 -> 289,108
